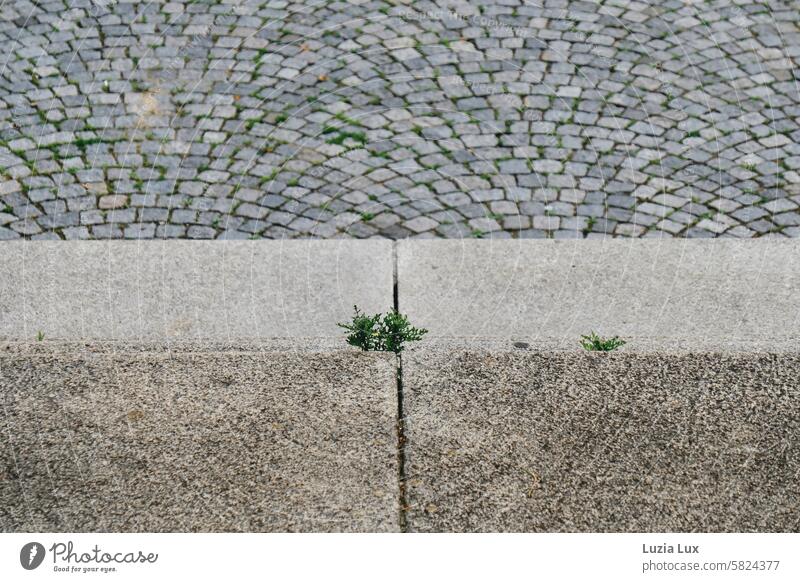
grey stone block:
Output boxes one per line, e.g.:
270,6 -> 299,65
403,345 -> 800,532
0,342 -> 398,532
397,240 -> 800,342
0,241 -> 392,339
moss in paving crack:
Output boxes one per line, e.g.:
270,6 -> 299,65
72,136 -> 103,148
338,306 -> 427,354
326,130 -> 367,146
580,332 -> 626,352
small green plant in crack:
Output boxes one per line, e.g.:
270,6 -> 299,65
334,112 -> 362,127
326,130 -> 367,146
72,136 -> 102,148
338,306 -> 427,354
580,332 -> 625,352
36,330 -> 45,342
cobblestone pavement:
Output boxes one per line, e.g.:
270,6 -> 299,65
1,0 -> 799,240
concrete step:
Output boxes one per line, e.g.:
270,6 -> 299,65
3,240 -> 797,343
2,240 -> 798,532
402,342 -> 800,532
397,239 -> 800,342
0,241 -> 393,340
0,342 -> 399,532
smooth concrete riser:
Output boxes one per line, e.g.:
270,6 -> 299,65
2,240 -> 798,344
0,344 -> 399,532
397,240 -> 800,341
0,241 -> 393,340
403,349 -> 800,532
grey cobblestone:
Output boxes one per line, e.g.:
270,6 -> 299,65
0,0 -> 798,240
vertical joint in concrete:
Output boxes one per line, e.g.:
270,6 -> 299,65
392,241 -> 408,531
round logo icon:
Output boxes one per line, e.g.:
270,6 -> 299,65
20,542 -> 45,570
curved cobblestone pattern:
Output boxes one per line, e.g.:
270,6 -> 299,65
1,0 -> 799,240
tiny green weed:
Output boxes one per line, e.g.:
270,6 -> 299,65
580,332 -> 625,352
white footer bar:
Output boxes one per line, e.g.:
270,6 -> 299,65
1,533 -> 796,581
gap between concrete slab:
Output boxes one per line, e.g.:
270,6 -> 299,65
392,241 -> 409,532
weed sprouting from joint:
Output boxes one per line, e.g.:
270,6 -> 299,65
580,331 -> 625,352
338,307 -> 381,352
338,306 -> 427,354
